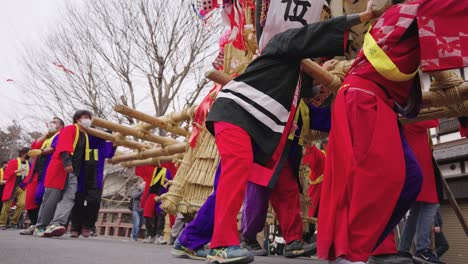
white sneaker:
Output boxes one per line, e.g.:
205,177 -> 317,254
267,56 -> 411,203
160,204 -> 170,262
142,236 -> 155,243
156,236 -> 167,245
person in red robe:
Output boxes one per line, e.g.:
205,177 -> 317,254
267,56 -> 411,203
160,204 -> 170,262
459,117 -> 468,138
0,161 -> 8,212
135,162 -> 176,244
34,110 -> 93,237
318,1 -> 467,263
303,144 -> 326,219
203,2 -> 379,262
18,117 -> 64,235
0,147 -> 31,229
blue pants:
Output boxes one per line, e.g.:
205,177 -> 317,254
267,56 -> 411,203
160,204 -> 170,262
398,202 -> 439,252
132,210 -> 143,240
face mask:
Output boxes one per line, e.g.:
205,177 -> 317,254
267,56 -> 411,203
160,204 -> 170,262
79,118 -> 92,128
48,125 -> 58,133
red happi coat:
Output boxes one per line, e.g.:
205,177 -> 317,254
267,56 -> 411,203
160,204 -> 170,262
2,158 -> 30,201
403,120 -> 439,203
318,1 -> 423,261
44,124 -> 82,190
22,139 -> 45,209
302,146 -> 326,217
135,162 -> 177,209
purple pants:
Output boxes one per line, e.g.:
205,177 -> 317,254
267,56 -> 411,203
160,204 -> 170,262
178,164 -> 269,250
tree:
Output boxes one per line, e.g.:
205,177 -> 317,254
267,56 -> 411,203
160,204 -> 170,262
0,121 -> 39,162
22,0 -> 220,123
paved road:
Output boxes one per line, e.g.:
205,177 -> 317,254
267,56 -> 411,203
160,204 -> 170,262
0,230 -> 327,264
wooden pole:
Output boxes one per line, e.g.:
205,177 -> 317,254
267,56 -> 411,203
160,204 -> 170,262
121,153 -> 184,167
92,117 -> 177,146
85,127 -> 148,150
440,174 -> 468,237
109,142 -> 187,164
114,105 -> 190,137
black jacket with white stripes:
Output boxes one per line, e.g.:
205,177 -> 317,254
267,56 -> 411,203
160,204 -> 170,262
207,15 -> 357,168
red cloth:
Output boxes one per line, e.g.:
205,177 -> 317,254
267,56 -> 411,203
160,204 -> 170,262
25,179 -> 39,210
44,125 -> 77,190
303,146 -> 326,217
269,162 -> 303,243
143,193 -> 157,218
318,80 -> 406,262
403,120 -> 439,203
2,159 -> 20,201
373,233 -> 397,256
135,162 -> 176,210
349,2 -> 421,106
169,215 -> 176,228
460,125 -> 468,138
135,165 -> 156,209
417,0 -> 468,71
210,122 -> 254,248
23,139 -> 45,210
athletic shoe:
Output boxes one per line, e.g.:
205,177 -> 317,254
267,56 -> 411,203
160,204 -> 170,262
19,225 -> 36,236
70,231 -> 80,238
207,246 -> 254,264
33,226 -> 46,237
142,236 -> 155,243
284,240 -> 317,258
44,224 -> 66,237
368,254 -> 415,264
156,235 -> 167,245
81,228 -> 90,238
171,239 -> 207,260
0,225 -> 8,230
240,240 -> 267,256
413,249 -> 445,264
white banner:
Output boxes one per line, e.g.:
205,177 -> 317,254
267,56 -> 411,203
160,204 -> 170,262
259,0 -> 324,51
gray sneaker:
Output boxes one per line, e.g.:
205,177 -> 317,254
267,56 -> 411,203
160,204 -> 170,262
284,240 -> 317,258
240,240 -> 267,256
207,246 -> 254,264
19,225 -> 36,236
368,254 -> 415,264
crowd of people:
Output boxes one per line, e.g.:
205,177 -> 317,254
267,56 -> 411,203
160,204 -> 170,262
1,1 -> 467,264
0,110 -> 116,238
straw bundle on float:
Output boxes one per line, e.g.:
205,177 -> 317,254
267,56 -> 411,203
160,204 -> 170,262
160,147 -> 194,215
181,129 -> 220,214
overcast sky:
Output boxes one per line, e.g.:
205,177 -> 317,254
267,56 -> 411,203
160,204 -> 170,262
0,0 -> 75,131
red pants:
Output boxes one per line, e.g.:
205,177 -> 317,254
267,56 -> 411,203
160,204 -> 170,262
270,162 -> 303,243
210,122 -> 254,248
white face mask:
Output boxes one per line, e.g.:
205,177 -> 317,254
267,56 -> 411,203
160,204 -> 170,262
48,125 -> 58,133
79,118 -> 92,128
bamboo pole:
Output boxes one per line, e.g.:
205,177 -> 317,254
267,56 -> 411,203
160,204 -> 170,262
92,117 -> 177,146
121,153 -> 185,167
114,105 -> 190,137
400,105 -> 468,124
85,127 -> 148,150
109,142 -> 187,164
